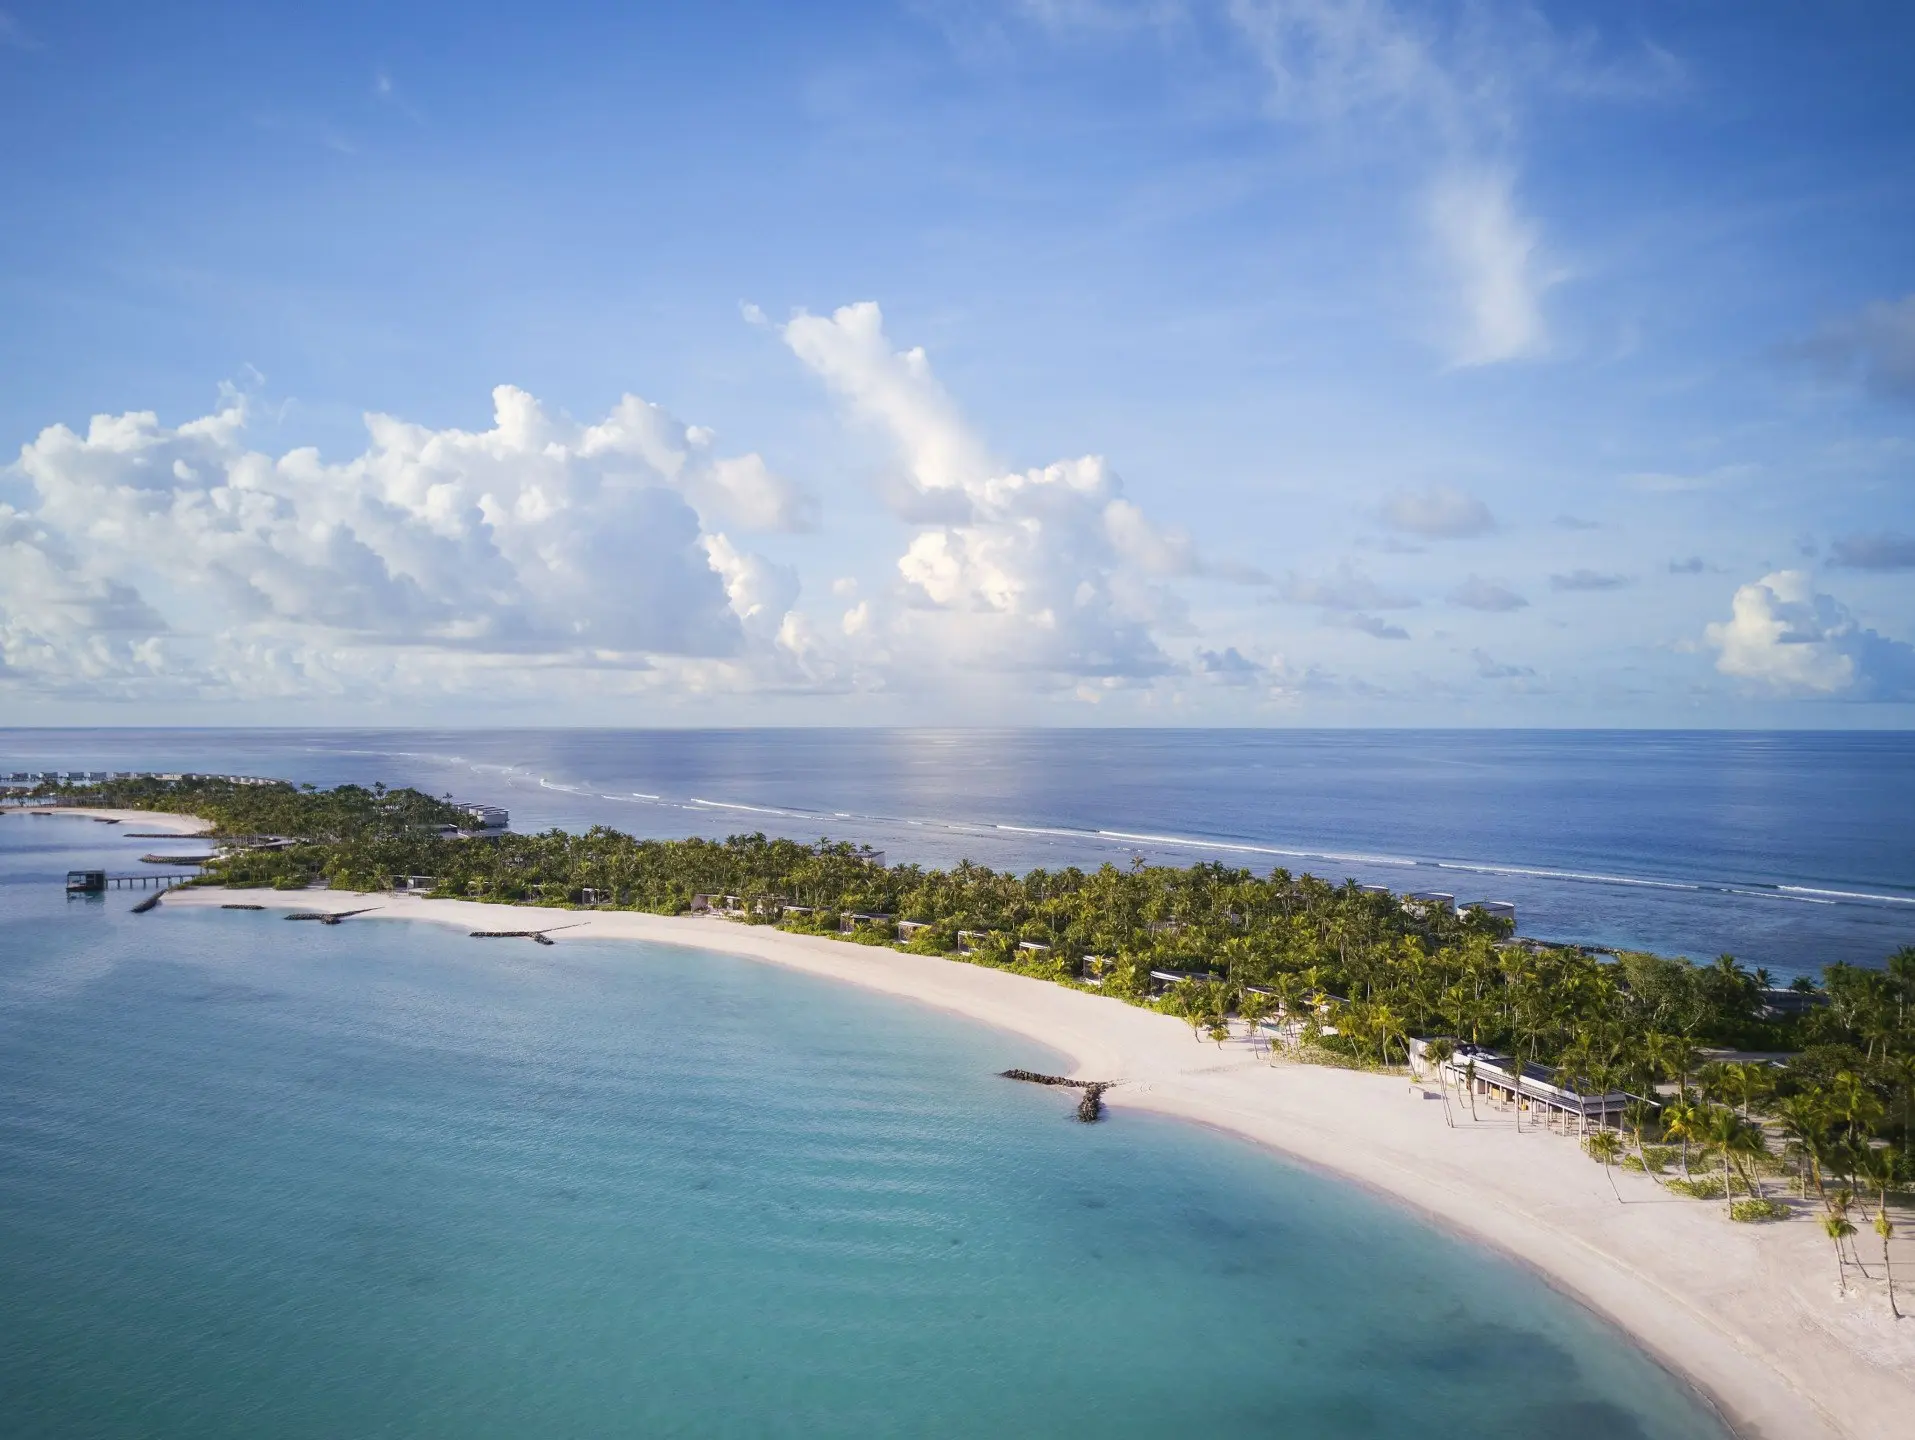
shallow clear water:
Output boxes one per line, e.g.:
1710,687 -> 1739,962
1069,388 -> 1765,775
5,727 -> 1913,974
0,816 -> 1729,1438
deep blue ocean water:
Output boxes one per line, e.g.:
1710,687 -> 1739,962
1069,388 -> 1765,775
0,813 -> 1731,1438
4,728 -> 1912,976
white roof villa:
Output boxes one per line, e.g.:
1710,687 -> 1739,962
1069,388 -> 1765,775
1408,1038 -> 1641,1131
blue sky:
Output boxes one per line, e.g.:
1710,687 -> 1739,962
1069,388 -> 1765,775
2,0 -> 1912,724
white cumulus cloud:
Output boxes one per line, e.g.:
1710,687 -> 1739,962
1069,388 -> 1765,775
780,301 -> 1237,684
2,385 -> 812,700
1704,570 -> 1915,700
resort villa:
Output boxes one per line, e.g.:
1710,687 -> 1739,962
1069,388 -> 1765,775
1407,1038 -> 1638,1133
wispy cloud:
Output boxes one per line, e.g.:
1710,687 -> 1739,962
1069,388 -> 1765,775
1447,575 -> 1526,611
1343,613 -> 1409,640
1279,559 -> 1416,611
1829,531 -> 1915,571
1623,463 -> 1756,493
1195,644 -> 1263,681
1471,647 -> 1533,679
1218,1 -> 1684,368
1377,482 -> 1496,538
1549,568 -> 1630,592
0,9 -> 41,50
1427,165 -> 1552,366
1790,294 -> 1915,404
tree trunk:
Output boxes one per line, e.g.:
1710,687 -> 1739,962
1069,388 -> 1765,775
1884,1230 -> 1901,1320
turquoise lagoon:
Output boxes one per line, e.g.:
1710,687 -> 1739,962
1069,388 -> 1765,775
0,817 -> 1728,1438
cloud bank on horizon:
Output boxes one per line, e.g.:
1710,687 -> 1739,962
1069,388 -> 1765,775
0,0 -> 1911,723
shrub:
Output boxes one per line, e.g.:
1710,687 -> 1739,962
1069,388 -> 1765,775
1664,1177 -> 1722,1199
1664,1175 -> 1757,1200
1729,1198 -> 1791,1223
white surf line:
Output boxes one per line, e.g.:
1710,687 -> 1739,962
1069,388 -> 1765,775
689,797 -> 803,817
1097,828 -> 1420,869
1431,860 -> 1701,891
452,780 -> 1907,915
1778,884 -> 1915,905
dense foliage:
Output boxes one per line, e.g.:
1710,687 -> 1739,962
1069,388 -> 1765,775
45,774 -> 468,841
50,774 -> 1915,1261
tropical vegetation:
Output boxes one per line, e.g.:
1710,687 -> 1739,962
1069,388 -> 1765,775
40,772 -> 1914,1310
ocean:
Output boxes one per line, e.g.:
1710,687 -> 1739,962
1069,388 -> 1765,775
3,728 -> 1912,977
0,813 -> 1728,1438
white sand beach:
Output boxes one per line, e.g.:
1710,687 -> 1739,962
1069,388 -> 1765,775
145,885 -> 1915,1438
3,807 -> 213,836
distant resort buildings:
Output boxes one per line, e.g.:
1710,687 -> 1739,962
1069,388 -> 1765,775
4,770 -> 276,791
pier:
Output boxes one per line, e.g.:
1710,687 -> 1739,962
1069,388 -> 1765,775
66,869 -> 200,892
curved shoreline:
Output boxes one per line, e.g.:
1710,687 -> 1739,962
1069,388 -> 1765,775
150,885 -> 1913,1438
1,806 -> 213,836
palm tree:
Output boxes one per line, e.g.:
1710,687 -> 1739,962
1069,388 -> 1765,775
1642,1031 -> 1699,1132
1622,1098 -> 1658,1162
1369,1001 -> 1408,1069
1857,1146 -> 1903,1319
1237,989 -> 1274,1051
1877,1209 -> 1901,1320
1831,1187 -> 1872,1280
1422,1037 -> 1456,1127
1723,1109 -> 1770,1206
1777,1094 -> 1832,1204
1587,1128 -> 1624,1202
1830,1071 -> 1884,1143
1722,1060 -> 1773,1122
1663,1097 -> 1705,1181
1701,1106 -> 1752,1218
1828,1072 -> 1885,1191
1823,1209 -> 1857,1295
1885,1052 -> 1915,1162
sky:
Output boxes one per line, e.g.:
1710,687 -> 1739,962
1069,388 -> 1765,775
2,0 -> 1912,726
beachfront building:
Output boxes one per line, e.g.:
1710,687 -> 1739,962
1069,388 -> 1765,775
839,911 -> 893,933
1462,900 -> 1517,927
1409,1038 -> 1639,1133
1147,968 -> 1221,996
457,803 -> 510,833
895,919 -> 931,942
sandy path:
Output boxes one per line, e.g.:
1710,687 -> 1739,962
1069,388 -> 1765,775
159,887 -> 1914,1439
